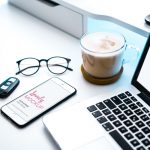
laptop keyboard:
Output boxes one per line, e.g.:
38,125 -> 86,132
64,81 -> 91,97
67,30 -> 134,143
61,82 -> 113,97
87,91 -> 150,150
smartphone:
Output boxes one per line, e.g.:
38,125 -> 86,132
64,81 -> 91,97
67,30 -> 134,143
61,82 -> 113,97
1,77 -> 76,127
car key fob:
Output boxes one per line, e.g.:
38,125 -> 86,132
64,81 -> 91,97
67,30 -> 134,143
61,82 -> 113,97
0,77 -> 20,98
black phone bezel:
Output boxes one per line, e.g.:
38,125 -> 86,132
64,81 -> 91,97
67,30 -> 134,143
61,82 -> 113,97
1,77 -> 77,128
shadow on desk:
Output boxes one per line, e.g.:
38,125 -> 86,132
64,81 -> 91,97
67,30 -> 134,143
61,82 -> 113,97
43,126 -> 61,150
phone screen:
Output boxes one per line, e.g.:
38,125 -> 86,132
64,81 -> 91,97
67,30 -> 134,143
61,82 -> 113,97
1,77 -> 76,127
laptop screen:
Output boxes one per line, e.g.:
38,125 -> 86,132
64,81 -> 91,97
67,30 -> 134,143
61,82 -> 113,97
132,34 -> 150,96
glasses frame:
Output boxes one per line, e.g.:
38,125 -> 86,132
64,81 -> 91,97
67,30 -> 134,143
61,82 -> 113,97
16,56 -> 73,76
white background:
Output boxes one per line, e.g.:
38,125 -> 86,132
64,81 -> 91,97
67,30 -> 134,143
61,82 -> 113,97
0,0 -> 149,150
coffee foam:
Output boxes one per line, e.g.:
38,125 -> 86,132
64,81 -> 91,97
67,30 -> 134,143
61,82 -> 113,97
81,32 -> 125,53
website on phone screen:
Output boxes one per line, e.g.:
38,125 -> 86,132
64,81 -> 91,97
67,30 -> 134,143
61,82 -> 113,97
3,79 -> 72,123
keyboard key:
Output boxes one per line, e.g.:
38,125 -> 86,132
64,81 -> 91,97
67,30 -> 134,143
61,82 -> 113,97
123,98 -> 132,105
102,122 -> 114,132
113,120 -> 122,127
118,114 -> 127,121
97,116 -> 107,124
130,115 -> 139,122
142,127 -> 150,134
124,132 -> 134,140
111,96 -> 122,105
140,114 -> 149,122
118,93 -> 127,99
123,120 -> 133,127
107,114 -> 117,121
130,96 -> 138,102
96,102 -> 106,110
112,108 -> 122,115
137,146 -> 146,150
135,132 -> 145,140
92,111 -> 102,118
119,104 -> 128,110
109,130 -> 132,150
142,139 -> 150,146
102,109 -> 111,116
136,102 -> 143,107
118,126 -> 128,133
124,109 -> 133,116
146,121 -> 150,127
148,134 -> 150,139
130,139 -> 140,147
129,103 -> 138,110
125,91 -> 132,97
142,107 -> 149,113
129,126 -> 139,133
135,109 -> 144,116
104,99 -> 116,109
135,121 -> 145,128
87,105 -> 97,112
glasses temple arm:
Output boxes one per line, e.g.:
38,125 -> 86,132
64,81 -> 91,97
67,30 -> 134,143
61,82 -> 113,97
51,64 -> 73,71
67,67 -> 73,71
16,65 -> 39,75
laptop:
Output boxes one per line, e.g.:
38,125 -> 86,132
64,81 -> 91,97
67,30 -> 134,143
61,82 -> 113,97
43,34 -> 150,150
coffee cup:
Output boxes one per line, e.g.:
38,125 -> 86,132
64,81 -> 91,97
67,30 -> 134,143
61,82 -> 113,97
80,32 -> 138,84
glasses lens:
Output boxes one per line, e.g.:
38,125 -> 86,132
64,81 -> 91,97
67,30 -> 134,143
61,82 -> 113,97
48,57 -> 68,74
19,58 -> 39,75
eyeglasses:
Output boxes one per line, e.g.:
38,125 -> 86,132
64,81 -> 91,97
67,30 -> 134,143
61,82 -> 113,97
16,57 -> 73,76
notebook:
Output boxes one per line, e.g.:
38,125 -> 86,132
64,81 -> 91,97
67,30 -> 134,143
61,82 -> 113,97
43,34 -> 150,150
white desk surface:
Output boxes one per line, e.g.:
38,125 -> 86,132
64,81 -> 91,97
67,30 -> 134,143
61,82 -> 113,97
0,1 -> 149,150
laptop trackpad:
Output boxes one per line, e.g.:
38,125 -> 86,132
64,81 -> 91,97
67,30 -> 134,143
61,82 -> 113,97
76,137 -> 115,150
